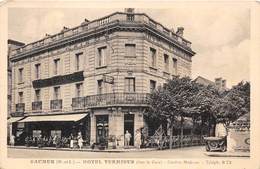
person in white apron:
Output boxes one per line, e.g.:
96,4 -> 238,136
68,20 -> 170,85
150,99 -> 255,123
69,133 -> 74,149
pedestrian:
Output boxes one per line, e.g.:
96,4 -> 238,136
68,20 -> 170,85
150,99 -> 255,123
77,132 -> 83,150
134,129 -> 141,149
10,134 -> 15,146
124,130 -> 131,148
53,134 -> 57,148
69,133 -> 74,149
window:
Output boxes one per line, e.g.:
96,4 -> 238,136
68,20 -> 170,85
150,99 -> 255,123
173,58 -> 177,75
32,130 -> 42,138
125,44 -> 136,56
97,80 -> 104,94
53,58 -> 60,75
75,53 -> 83,71
35,64 -> 41,79
18,92 -> 24,103
164,54 -> 169,72
35,89 -> 41,102
18,68 -> 23,83
150,80 -> 156,93
53,86 -> 61,100
150,48 -> 156,67
125,77 -> 135,92
75,83 -> 83,97
97,47 -> 107,67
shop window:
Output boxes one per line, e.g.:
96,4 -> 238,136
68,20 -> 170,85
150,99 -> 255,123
125,44 -> 136,56
125,77 -> 135,92
32,130 -> 41,138
51,130 -> 61,138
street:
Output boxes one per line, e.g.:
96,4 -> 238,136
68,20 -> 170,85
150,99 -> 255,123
7,146 -> 244,158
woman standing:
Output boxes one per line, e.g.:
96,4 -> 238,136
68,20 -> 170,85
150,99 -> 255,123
69,133 -> 74,149
77,132 -> 83,150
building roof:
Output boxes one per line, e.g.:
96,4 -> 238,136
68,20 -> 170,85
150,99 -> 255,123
194,76 -> 215,86
8,39 -> 25,46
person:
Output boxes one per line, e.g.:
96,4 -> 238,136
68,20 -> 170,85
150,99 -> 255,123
134,129 -> 141,149
69,133 -> 74,149
124,130 -> 131,148
77,132 -> 84,150
53,134 -> 57,148
10,135 -> 15,146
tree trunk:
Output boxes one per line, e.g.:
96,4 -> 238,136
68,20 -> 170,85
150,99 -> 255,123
180,116 -> 184,148
169,124 -> 173,149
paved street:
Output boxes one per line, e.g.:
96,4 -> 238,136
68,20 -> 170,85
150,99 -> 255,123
7,146 -> 247,159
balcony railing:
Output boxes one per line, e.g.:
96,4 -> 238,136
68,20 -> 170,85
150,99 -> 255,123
32,101 -> 42,111
50,99 -> 62,110
16,103 -> 25,112
72,97 -> 85,109
85,93 -> 150,108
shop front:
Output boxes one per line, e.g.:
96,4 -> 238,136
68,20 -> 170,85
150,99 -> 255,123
16,113 -> 90,147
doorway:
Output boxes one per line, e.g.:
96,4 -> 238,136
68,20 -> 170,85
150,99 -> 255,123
96,115 -> 109,145
124,114 -> 134,146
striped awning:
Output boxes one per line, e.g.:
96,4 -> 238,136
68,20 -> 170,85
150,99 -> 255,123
19,113 -> 88,123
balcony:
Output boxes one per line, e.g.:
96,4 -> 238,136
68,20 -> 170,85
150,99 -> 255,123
32,101 -> 42,111
85,93 -> 150,108
72,97 -> 85,109
50,99 -> 62,110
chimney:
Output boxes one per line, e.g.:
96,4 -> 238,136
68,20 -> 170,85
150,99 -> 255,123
222,79 -> 227,89
125,8 -> 135,13
176,27 -> 184,37
215,77 -> 222,89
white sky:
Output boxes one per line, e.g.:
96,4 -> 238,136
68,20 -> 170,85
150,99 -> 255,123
8,6 -> 250,87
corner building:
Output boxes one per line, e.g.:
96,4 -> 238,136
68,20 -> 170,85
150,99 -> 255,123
9,10 -> 195,147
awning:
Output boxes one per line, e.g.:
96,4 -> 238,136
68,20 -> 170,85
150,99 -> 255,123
19,113 -> 88,123
7,117 -> 25,123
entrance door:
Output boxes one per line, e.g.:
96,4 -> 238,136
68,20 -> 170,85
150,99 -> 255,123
124,114 -> 134,146
96,115 -> 109,145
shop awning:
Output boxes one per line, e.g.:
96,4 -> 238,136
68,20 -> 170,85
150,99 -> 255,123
19,113 -> 88,123
7,117 -> 25,123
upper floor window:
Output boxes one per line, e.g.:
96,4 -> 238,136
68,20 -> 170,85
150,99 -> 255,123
35,63 -> 41,79
125,44 -> 136,56
97,47 -> 107,67
53,58 -> 60,75
75,83 -> 83,97
150,48 -> 156,67
75,53 -> 83,71
53,86 -> 61,100
173,58 -> 177,75
125,77 -> 135,93
18,92 -> 24,103
35,89 -> 41,102
164,54 -> 169,72
18,68 -> 24,83
97,80 -> 104,94
150,80 -> 156,93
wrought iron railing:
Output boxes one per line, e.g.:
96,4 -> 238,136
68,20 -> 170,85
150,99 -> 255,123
32,101 -> 42,111
84,93 -> 150,107
50,99 -> 62,110
72,97 -> 86,109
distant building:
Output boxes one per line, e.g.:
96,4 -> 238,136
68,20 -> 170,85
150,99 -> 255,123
8,9 -> 195,147
194,76 -> 228,91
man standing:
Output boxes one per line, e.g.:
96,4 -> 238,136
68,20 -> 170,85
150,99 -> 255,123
124,130 -> 131,148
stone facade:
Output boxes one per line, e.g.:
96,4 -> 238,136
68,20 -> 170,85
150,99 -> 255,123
9,11 -> 195,147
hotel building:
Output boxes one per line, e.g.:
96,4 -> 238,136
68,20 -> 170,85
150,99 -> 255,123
8,9 -> 195,147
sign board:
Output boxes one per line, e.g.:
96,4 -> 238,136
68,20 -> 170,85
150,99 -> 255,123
102,75 -> 114,84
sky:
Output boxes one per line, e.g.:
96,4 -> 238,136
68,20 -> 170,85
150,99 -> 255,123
8,5 -> 250,87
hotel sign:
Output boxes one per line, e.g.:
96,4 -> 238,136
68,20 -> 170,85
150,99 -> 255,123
32,71 -> 84,88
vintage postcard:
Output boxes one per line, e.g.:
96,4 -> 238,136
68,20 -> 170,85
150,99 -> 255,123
0,1 -> 259,169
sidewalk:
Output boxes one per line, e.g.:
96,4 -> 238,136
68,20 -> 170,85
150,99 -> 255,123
204,151 -> 250,157
7,145 -> 157,153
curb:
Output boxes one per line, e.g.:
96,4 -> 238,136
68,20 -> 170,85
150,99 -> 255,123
8,146 -> 157,153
